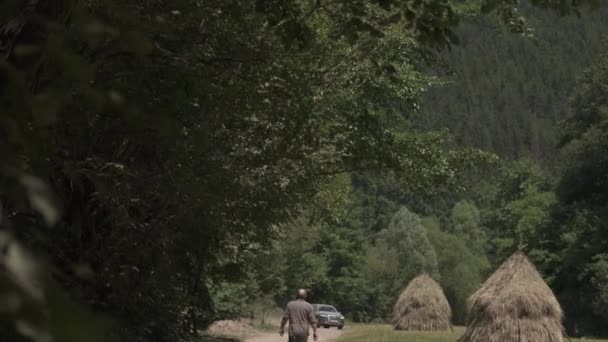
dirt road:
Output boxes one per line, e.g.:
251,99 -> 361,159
245,327 -> 343,342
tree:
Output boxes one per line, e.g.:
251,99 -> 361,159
423,216 -> 490,324
450,200 -> 487,254
481,159 -> 557,266
548,39 -> 608,336
362,206 -> 439,319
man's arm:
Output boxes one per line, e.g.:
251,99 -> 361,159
309,308 -> 318,341
279,316 -> 288,336
279,306 -> 289,337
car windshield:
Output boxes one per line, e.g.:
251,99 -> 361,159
318,305 -> 337,312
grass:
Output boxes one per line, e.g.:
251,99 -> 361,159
335,324 -> 608,342
336,325 -> 465,342
251,309 -> 283,332
252,320 -> 278,332
198,335 -> 241,342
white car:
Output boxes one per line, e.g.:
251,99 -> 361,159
312,304 -> 345,329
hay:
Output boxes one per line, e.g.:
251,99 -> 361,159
393,274 -> 452,331
459,251 -> 564,342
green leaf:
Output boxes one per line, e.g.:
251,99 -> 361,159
19,175 -> 59,226
31,93 -> 62,126
1,233 -> 44,302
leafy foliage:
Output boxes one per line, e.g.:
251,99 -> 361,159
361,207 -> 439,319
546,40 -> 608,336
1,1 -> 608,341
423,217 -> 490,325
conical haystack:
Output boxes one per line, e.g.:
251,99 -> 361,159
459,251 -> 564,342
393,274 -> 452,331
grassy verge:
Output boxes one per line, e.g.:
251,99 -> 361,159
336,325 -> 464,342
335,324 -> 608,342
252,321 -> 278,333
251,309 -> 283,333
198,335 -> 241,342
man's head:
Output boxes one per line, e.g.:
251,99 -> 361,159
296,288 -> 307,299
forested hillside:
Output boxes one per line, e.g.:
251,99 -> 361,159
415,5 -> 608,162
1,1 -> 608,342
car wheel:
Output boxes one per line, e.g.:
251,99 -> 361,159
324,325 -> 329,329
338,325 -> 343,330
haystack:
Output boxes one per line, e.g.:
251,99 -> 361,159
459,251 -> 564,342
393,274 -> 452,331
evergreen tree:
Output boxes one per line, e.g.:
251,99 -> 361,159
548,39 -> 608,336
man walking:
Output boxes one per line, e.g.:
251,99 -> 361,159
279,289 -> 318,342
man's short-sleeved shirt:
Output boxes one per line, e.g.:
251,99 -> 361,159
283,299 -> 316,337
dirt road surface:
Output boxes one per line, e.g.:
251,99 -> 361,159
245,327 -> 343,342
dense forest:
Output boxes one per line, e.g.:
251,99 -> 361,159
1,1 -> 608,342
415,4 -> 608,162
